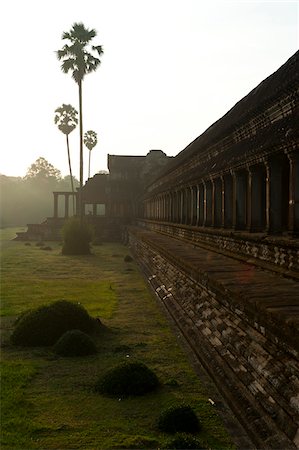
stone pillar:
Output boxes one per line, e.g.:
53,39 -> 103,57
180,190 -> 184,224
287,150 -> 299,233
247,165 -> 266,232
234,170 -> 247,230
225,172 -> 234,228
214,178 -> 222,227
265,156 -> 289,233
211,178 -> 215,227
53,193 -> 59,218
221,176 -> 225,227
184,188 -> 189,224
75,193 -> 79,217
195,185 -> 200,226
205,180 -> 212,226
65,194 -> 69,219
199,181 -> 207,227
232,171 -> 237,230
173,192 -> 177,223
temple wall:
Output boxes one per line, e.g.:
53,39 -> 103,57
137,220 -> 299,275
129,229 -> 299,449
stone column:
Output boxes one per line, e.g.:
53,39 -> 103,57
180,191 -> 183,223
287,150 -> 299,233
247,165 -> 266,232
184,188 -> 189,224
221,176 -> 225,227
195,185 -> 200,226
265,156 -> 289,233
205,180 -> 212,226
65,194 -> 69,219
214,177 -> 222,227
234,170 -> 247,230
211,178 -> 215,227
53,193 -> 59,218
224,173 -> 233,228
202,181 -> 206,226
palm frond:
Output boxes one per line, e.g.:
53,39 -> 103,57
84,130 -> 98,150
61,58 -> 76,74
58,22 -> 103,83
92,45 -> 104,56
54,104 -> 78,135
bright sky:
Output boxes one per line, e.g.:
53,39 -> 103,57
1,0 -> 298,181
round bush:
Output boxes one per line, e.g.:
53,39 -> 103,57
11,300 -> 95,347
53,329 -> 97,356
62,218 -> 92,255
95,361 -> 159,397
158,404 -> 200,434
124,254 -> 133,262
166,433 -> 206,449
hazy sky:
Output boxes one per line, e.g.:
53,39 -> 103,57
1,0 -> 298,181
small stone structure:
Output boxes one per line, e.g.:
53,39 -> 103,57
16,150 -> 172,241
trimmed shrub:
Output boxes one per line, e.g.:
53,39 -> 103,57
166,433 -> 206,449
95,361 -> 159,397
124,254 -> 133,262
158,404 -> 200,434
53,329 -> 97,356
11,300 -> 95,347
62,218 -> 92,255
40,246 -> 52,251
35,241 -> 45,247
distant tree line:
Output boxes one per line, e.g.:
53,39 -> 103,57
0,157 -> 79,227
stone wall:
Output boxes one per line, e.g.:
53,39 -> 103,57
129,228 -> 299,449
137,219 -> 299,276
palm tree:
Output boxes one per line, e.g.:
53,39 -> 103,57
56,22 -> 103,218
84,130 -> 98,178
54,104 -> 78,214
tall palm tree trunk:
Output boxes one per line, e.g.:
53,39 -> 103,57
79,80 -> 83,222
88,150 -> 91,179
66,134 -> 75,214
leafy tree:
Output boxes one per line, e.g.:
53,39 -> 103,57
25,157 -> 61,181
61,175 -> 79,189
84,130 -> 97,178
56,22 -> 103,218
54,104 -> 78,213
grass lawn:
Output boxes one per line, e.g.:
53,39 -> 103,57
0,228 -> 235,449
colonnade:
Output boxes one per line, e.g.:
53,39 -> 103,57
53,192 -> 77,219
144,151 -> 299,234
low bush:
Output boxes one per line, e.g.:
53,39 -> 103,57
25,242 -> 31,246
124,255 -> 133,262
95,361 -> 159,397
165,433 -> 206,449
11,300 -> 95,347
62,218 -> 93,255
158,404 -> 200,434
53,329 -> 97,356
35,241 -> 44,247
40,246 -> 52,251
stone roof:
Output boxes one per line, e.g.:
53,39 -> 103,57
156,50 -> 299,181
108,155 -> 146,175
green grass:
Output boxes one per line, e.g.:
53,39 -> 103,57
1,232 -> 235,449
